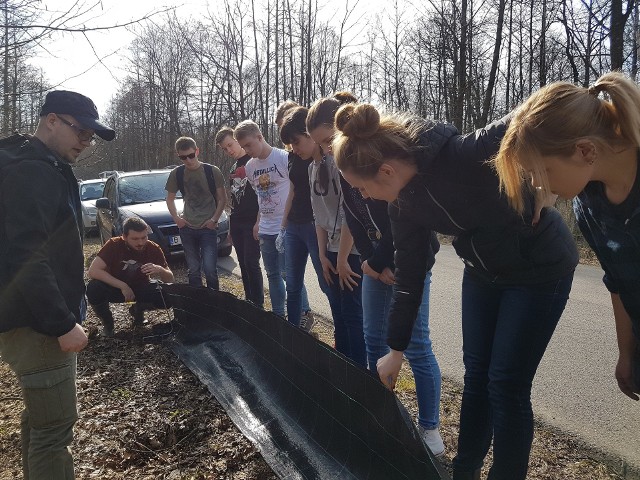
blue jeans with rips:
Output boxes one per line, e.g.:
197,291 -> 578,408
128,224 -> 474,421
452,268 -> 574,480
0,327 -> 78,480
285,221 -> 326,327
362,270 -> 441,430
324,250 -> 366,368
179,226 -> 219,289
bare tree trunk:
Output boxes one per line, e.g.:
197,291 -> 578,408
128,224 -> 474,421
610,0 -> 636,69
452,0 -> 467,129
480,0 -> 506,126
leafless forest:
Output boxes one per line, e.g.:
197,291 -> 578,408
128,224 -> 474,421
1,0 -> 637,181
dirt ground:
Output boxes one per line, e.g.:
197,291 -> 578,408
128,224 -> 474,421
0,238 -> 624,479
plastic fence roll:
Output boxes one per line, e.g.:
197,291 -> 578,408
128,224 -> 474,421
163,284 -> 450,480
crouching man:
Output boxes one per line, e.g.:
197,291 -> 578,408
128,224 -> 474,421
87,218 -> 174,336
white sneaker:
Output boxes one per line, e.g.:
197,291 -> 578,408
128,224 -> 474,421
418,424 -> 445,458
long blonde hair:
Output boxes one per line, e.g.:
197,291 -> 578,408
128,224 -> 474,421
495,71 -> 640,213
332,103 -> 424,178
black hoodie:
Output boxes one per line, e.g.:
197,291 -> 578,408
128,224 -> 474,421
0,134 -> 86,337
387,118 -> 579,351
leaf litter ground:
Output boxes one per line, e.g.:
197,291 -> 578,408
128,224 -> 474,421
0,238 -> 624,479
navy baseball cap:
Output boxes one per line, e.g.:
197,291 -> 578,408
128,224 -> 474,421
40,90 -> 115,141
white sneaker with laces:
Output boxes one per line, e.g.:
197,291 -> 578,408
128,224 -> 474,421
418,424 -> 445,458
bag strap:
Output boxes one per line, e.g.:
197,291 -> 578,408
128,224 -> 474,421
176,164 -> 186,196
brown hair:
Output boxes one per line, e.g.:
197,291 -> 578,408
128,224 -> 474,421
123,217 -> 149,235
332,103 -> 423,179
175,136 -> 197,152
306,91 -> 357,132
233,120 -> 262,141
215,126 -> 235,145
280,106 -> 310,145
495,71 -> 640,212
274,100 -> 299,126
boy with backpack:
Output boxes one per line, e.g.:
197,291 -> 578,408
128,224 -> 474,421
165,136 -> 226,289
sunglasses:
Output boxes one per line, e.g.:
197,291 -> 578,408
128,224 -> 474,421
178,152 -> 197,161
56,115 -> 97,143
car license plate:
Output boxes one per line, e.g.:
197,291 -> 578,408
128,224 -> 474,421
169,235 -> 182,246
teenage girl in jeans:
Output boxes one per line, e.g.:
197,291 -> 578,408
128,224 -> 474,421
495,71 -> 640,402
291,97 -> 366,368
306,92 -> 445,457
332,103 -> 578,480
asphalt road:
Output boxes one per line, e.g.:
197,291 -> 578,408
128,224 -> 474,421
218,244 -> 640,476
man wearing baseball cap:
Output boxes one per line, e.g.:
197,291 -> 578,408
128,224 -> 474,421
0,90 -> 115,479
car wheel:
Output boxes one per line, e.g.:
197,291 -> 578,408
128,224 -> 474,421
218,245 -> 233,257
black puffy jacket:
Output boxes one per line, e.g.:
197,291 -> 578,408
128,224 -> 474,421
0,134 -> 85,337
340,175 -> 439,274
387,118 -> 579,351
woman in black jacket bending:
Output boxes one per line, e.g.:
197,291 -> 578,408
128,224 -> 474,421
332,103 -> 578,480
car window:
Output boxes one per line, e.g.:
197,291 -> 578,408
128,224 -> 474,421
80,182 -> 104,200
118,172 -> 178,205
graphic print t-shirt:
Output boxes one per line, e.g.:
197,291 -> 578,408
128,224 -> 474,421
229,154 -> 259,222
97,237 -> 168,289
245,148 -> 290,235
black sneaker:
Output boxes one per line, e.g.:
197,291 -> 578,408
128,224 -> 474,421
299,311 -> 315,333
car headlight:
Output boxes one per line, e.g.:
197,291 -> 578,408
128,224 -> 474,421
86,206 -> 97,216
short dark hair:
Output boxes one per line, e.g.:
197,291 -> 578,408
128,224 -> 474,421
175,136 -> 197,152
280,106 -> 309,145
215,126 -> 235,145
123,217 -> 149,235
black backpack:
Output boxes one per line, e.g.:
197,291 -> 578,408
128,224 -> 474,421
176,163 -> 217,197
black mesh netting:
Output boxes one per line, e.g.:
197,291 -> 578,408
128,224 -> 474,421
162,284 -> 450,480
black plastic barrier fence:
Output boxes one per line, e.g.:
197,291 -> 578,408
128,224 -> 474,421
163,284 -> 450,480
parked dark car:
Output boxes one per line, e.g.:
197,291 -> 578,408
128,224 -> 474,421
96,170 -> 232,257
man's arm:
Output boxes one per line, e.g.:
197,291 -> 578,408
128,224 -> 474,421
166,191 -> 187,228
88,255 -> 135,301
211,186 -> 227,226
141,263 -> 174,282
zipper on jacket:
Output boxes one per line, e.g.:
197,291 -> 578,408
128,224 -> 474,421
470,237 -> 489,271
343,198 -> 370,232
365,204 -> 382,236
423,184 -> 466,232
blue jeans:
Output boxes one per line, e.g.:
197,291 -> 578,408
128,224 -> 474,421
179,226 -> 219,289
325,251 -> 366,368
285,221 -> 325,326
260,234 -> 287,317
453,268 -> 574,480
362,271 -> 441,430
0,327 -> 78,480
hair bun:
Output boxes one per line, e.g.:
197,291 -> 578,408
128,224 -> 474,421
335,103 -> 380,140
333,91 -> 358,105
